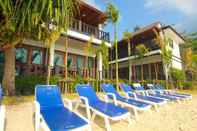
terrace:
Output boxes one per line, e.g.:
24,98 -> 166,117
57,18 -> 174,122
70,19 -> 110,42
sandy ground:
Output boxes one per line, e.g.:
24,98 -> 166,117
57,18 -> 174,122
5,96 -> 197,131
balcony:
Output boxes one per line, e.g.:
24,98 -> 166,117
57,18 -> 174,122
70,19 -> 110,42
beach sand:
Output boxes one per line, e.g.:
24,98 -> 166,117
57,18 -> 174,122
5,96 -> 197,131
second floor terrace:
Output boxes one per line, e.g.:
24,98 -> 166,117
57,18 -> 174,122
69,19 -> 110,42
65,0 -> 110,43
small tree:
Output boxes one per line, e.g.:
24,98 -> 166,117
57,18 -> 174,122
105,3 -> 120,89
123,30 -> 132,82
96,41 -> 109,79
136,44 -> 149,81
169,68 -> 185,89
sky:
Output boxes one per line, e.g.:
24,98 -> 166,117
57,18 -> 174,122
83,0 -> 197,41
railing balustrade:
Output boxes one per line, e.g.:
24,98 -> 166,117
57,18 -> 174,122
70,19 -> 110,42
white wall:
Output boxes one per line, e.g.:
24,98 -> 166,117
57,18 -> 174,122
171,41 -> 182,70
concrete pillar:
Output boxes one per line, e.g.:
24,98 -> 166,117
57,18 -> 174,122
97,52 -> 102,80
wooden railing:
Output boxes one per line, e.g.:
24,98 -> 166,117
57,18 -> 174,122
16,64 -> 97,78
70,19 -> 110,42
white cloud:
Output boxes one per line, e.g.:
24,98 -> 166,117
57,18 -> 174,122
144,0 -> 197,32
144,0 -> 197,16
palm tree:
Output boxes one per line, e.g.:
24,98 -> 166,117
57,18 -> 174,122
136,44 -> 149,81
105,3 -> 120,89
0,0 -> 76,95
0,0 -> 39,95
96,41 -> 109,79
123,30 -> 132,82
84,36 -> 94,78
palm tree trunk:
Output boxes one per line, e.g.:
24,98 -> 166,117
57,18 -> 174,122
141,64 -> 144,81
114,24 -> 119,90
2,46 -> 15,96
128,41 -> 131,83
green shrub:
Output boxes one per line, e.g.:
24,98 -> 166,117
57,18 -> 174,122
170,68 -> 185,81
15,75 -> 61,95
182,81 -> 193,90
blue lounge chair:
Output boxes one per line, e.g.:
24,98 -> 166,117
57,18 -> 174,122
119,83 -> 167,111
35,85 -> 91,131
101,84 -> 151,119
153,84 -> 192,99
132,83 -> 180,102
0,84 -> 6,131
146,84 -> 191,101
75,84 -> 131,131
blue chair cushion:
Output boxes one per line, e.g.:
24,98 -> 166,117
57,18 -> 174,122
41,107 -> 88,131
150,93 -> 178,101
135,95 -> 165,103
101,84 -> 150,109
76,84 -> 129,117
116,96 -> 150,108
89,101 -> 128,117
36,85 -> 64,109
119,84 -> 134,92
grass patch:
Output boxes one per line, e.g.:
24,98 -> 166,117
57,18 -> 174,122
2,96 -> 34,105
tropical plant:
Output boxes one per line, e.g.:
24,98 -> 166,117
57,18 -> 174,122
0,0 -> 39,95
0,0 -> 76,95
181,32 -> 197,80
105,3 -> 120,89
123,30 -> 132,82
154,29 -> 173,81
169,67 -> 185,89
136,44 -> 149,81
32,0 -> 76,84
96,41 -> 109,79
84,36 -> 94,78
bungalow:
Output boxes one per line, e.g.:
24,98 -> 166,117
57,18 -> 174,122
109,22 -> 185,81
0,0 -> 111,80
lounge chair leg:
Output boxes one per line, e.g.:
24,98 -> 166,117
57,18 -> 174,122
133,108 -> 139,121
104,117 -> 111,131
128,114 -> 132,125
74,102 -> 80,111
91,112 -> 96,122
155,105 -> 159,112
86,107 -> 91,120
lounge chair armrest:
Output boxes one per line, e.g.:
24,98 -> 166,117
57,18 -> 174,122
79,96 -> 91,120
105,93 -> 117,105
79,96 -> 90,106
127,92 -> 137,99
0,105 -> 5,131
63,98 -> 73,110
34,101 -> 40,131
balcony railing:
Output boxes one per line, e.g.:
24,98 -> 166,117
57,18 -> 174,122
70,19 -> 110,42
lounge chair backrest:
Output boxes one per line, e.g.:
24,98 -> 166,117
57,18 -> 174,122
101,84 -> 118,95
75,84 -> 99,104
147,84 -> 154,89
119,83 -> 134,93
35,85 -> 64,109
132,83 -> 144,90
155,84 -> 165,90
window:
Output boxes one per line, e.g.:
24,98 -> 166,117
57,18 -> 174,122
32,49 -> 42,64
88,57 -> 94,68
168,39 -> 173,48
0,51 -> 4,63
54,53 -> 64,66
67,55 -> 73,68
77,56 -> 83,69
16,48 -> 28,63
